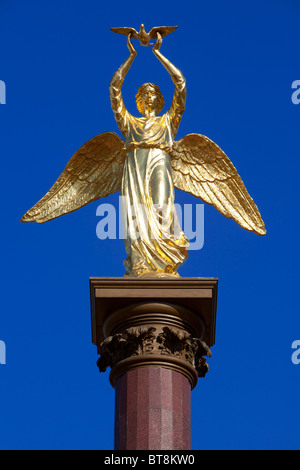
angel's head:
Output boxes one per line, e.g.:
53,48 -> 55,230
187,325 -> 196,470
136,83 -> 165,116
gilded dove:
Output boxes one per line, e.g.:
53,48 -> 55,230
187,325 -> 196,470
110,24 -> 177,46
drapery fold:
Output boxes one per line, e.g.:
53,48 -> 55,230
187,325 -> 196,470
121,146 -> 188,276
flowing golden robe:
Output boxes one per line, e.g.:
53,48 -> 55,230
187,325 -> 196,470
110,78 -> 189,276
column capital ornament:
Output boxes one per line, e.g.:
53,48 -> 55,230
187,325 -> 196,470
97,326 -> 156,372
97,325 -> 212,389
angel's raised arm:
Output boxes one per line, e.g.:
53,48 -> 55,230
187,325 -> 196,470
153,33 -> 186,137
109,35 -> 137,136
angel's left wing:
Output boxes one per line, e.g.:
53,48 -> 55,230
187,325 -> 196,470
171,133 -> 266,236
21,132 -> 126,223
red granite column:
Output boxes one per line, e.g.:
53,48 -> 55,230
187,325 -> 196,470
90,278 -> 218,451
114,367 -> 191,450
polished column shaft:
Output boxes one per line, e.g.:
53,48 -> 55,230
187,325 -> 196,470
114,367 -> 191,450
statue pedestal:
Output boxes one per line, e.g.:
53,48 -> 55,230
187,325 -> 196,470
90,277 -> 218,450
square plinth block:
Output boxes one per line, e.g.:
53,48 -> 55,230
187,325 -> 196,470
90,277 -> 218,349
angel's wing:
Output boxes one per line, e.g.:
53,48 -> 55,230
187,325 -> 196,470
21,131 -> 126,224
110,27 -> 139,39
171,133 -> 266,236
149,26 -> 177,39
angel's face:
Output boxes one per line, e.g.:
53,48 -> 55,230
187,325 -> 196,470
141,85 -> 157,114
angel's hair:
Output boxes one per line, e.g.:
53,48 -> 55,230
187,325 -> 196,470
135,83 -> 165,115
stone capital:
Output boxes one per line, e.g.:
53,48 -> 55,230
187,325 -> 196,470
90,277 -> 218,389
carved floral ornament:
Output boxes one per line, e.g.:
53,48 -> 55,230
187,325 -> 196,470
97,326 -> 212,379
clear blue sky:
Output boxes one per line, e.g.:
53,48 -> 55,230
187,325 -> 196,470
0,0 -> 299,450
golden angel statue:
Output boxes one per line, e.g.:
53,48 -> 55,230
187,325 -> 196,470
21,30 -> 266,277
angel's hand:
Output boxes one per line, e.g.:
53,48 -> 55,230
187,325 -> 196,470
127,33 -> 137,57
153,32 -> 162,53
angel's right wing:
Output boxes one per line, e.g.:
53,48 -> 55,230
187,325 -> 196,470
21,131 -> 126,223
